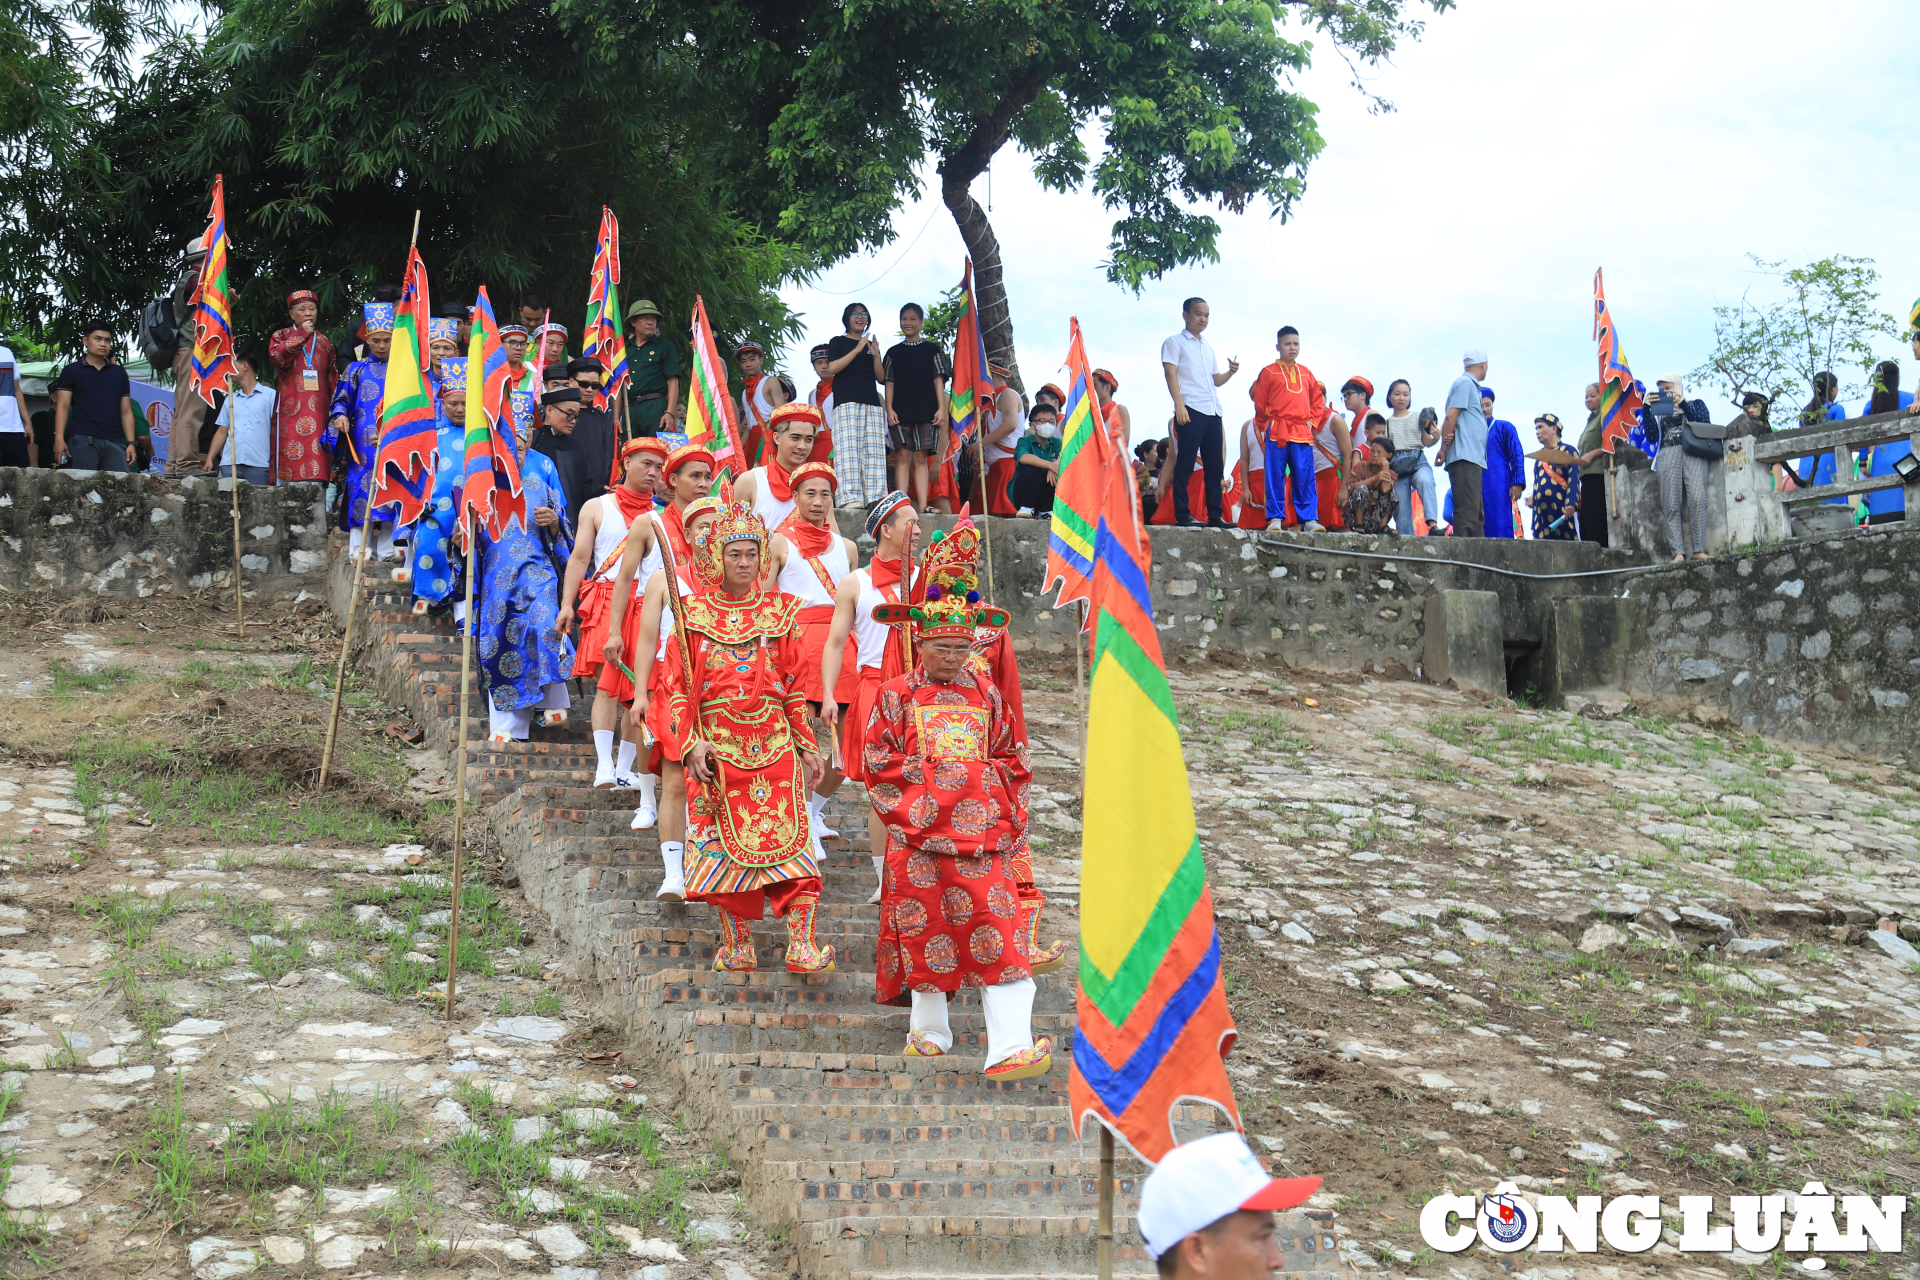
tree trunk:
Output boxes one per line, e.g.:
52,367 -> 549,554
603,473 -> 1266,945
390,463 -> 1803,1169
938,65 -> 1050,396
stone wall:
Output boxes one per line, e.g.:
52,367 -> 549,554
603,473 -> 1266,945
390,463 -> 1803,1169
1624,524 -> 1919,758
0,467 -> 327,599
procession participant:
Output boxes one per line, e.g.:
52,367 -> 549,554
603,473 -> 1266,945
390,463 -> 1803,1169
979,369 -> 1024,516
530,387 -> 595,530
603,443 -> 713,839
736,341 -> 771,466
324,301 -> 399,560
268,289 -> 335,485
439,300 -> 472,352
1248,326 -> 1331,532
808,344 -> 835,425
733,401 -> 822,530
477,413 -> 576,742
627,493 -> 721,895
876,517 -> 1062,973
557,436 -> 664,788
537,321 -> 569,368
518,294 -> 547,331
1093,368 -> 1130,446
568,356 -> 615,498
665,489 -> 833,972
763,460 -> 858,839
409,358 -> 469,613
500,324 -> 534,396
819,492 -> 918,902
863,587 -> 1051,1080
623,300 -> 680,437
426,316 -> 460,383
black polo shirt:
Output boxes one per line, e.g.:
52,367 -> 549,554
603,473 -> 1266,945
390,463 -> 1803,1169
55,359 -> 132,439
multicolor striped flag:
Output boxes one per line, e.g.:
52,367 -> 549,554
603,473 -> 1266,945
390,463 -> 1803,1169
460,287 -> 526,540
583,207 -> 630,413
186,175 -> 237,407
1041,317 -> 1101,623
1069,400 -> 1240,1163
683,295 -> 746,484
1593,269 -> 1653,459
944,259 -> 992,466
371,250 -> 438,525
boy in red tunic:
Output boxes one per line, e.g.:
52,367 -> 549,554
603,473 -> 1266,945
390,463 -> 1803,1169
863,589 -> 1051,1080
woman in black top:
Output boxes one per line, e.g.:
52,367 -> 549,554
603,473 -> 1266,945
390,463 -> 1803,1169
823,302 -> 887,507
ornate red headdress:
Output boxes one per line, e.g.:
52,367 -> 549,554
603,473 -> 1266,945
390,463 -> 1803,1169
694,481 -> 769,585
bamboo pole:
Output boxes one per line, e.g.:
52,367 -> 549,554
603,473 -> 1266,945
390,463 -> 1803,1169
1075,599 -> 1087,773
1607,449 -> 1620,521
445,537 -> 477,1019
317,544 -> 368,791
1097,1125 -> 1115,1280
229,465 -> 245,636
973,423 -> 996,603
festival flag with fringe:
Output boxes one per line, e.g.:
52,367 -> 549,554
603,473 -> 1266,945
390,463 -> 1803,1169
1068,400 -> 1240,1164
945,259 -> 992,466
370,250 -> 438,524
460,287 -> 526,540
683,295 -> 746,483
186,175 -> 237,407
1593,269 -> 1653,458
583,207 -> 630,413
1041,317 -> 1101,622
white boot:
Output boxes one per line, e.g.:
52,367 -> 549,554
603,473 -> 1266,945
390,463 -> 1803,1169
592,730 -> 616,788
657,841 -> 685,902
869,854 -> 885,905
808,792 -> 839,840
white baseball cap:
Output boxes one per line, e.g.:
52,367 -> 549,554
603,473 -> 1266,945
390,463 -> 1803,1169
1136,1132 -> 1322,1260
1462,347 -> 1488,366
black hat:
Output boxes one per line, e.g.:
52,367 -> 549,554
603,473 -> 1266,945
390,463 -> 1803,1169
567,356 -> 604,377
436,300 -> 470,318
542,387 -> 582,406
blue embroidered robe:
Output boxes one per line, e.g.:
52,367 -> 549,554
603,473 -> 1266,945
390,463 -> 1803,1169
476,443 -> 577,712
409,410 -> 467,606
324,356 -> 393,529
1481,417 -> 1526,539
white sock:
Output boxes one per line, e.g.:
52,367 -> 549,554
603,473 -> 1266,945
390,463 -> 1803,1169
910,989 -> 954,1053
808,792 -> 828,819
661,840 -> 683,868
616,740 -> 639,774
982,977 -> 1037,1067
636,773 -> 657,806
593,730 -> 615,773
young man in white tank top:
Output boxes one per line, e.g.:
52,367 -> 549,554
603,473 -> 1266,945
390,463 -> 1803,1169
557,438 -> 665,789
603,446 -> 713,864
763,462 -> 859,846
819,492 -> 919,902
732,401 -> 821,531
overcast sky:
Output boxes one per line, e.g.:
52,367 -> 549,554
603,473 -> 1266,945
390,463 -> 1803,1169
779,0 -> 1919,462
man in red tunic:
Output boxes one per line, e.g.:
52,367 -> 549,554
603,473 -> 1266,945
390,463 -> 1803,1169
863,590 -> 1051,1081
665,489 -> 833,972
268,289 -> 336,485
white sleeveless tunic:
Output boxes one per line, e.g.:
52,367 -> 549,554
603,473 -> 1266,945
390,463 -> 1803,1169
747,466 -> 797,530
774,526 -> 849,607
850,567 -> 893,670
588,493 -> 632,582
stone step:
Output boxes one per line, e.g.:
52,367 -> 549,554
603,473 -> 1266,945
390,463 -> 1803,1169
767,1157 -> 1155,1224
642,969 -> 1077,1017
692,1055 -> 1074,1110
694,1013 -> 1079,1062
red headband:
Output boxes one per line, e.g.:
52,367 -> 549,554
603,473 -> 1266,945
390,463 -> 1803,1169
287,290 -> 319,310
623,437 -> 671,464
788,461 -> 837,492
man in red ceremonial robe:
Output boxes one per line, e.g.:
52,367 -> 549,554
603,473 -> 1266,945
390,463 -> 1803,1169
602,443 -> 712,851
763,462 -> 860,842
820,492 -> 919,902
268,289 -> 335,485
557,437 -> 666,788
863,593 -> 1051,1081
666,490 -> 833,972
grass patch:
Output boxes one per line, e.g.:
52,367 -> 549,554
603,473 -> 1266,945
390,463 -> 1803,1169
48,658 -> 136,697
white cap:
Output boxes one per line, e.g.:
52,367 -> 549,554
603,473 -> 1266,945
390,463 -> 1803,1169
1462,347 -> 1488,366
1136,1132 -> 1321,1260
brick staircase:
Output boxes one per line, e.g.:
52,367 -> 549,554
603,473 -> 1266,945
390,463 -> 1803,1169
341,565 -> 1347,1280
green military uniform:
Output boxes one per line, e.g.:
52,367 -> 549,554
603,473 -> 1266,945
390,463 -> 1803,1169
623,299 -> 681,438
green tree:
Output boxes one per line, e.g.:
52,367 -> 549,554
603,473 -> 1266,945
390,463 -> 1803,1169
1691,254 -> 1900,419
715,0 -> 1452,387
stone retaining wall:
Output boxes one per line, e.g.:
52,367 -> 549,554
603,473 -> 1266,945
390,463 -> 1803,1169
1624,524 -> 1919,758
0,467 -> 326,599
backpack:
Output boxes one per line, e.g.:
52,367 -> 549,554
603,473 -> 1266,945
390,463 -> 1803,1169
138,295 -> 180,365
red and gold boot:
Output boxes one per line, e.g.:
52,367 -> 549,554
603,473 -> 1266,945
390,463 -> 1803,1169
784,894 -> 837,973
1015,893 -> 1068,975
711,906 -> 757,972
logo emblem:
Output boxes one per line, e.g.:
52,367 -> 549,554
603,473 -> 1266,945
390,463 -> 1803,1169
1476,1183 -> 1537,1252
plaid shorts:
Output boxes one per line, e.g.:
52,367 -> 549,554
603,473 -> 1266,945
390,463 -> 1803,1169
888,420 -> 938,453
832,401 -> 888,507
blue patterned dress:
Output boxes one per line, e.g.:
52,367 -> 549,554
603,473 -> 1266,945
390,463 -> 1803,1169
476,442 -> 577,712
409,409 -> 467,605
324,356 -> 393,529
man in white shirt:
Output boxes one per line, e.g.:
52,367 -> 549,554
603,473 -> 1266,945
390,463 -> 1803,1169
1158,297 -> 1240,527
207,351 -> 277,485
0,342 -> 31,468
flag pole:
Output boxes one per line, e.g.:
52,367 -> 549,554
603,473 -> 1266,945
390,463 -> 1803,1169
974,425 -> 996,602
1075,600 -> 1087,771
230,463 -> 245,636
322,209 -> 423,792
446,535 -> 477,1019
1097,1124 -> 1115,1280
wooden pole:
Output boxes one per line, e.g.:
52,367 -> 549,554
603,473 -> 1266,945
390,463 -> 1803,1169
317,542 -> 369,791
1097,1125 -> 1115,1280
973,424 -> 996,603
229,466 -> 245,636
1075,600 -> 1087,772
445,536 -> 477,1019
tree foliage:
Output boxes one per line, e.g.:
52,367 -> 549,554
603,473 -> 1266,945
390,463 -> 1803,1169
1690,254 -> 1901,415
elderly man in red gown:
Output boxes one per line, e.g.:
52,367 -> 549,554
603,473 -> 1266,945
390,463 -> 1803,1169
864,586 -> 1052,1081
662,487 -> 834,973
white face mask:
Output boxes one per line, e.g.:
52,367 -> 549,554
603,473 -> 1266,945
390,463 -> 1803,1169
1035,418 -> 1060,439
